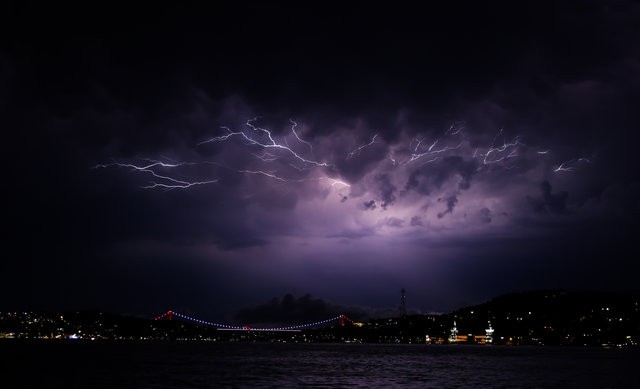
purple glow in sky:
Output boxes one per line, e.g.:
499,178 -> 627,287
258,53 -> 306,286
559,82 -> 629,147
98,113 -> 589,246
3,1 -> 639,320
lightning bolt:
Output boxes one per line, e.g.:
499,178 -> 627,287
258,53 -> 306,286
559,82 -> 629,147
289,119 -> 313,153
444,121 -> 466,135
347,134 -> 378,159
477,129 -> 522,165
553,157 -> 591,173
408,141 -> 463,163
325,177 -> 350,187
238,170 -> 287,181
94,159 -> 219,190
388,152 -> 397,165
404,122 -> 466,164
199,118 -> 329,168
553,160 -> 575,172
251,152 -> 279,162
98,118 -> 591,195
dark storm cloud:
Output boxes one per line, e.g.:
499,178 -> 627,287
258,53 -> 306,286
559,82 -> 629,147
410,216 -> 424,227
235,294 -> 337,324
477,207 -> 493,224
384,217 -> 405,228
375,174 -> 396,210
333,135 -> 388,183
363,200 -> 377,211
405,156 -> 478,195
528,181 -> 569,215
437,195 -> 459,219
3,1 -> 640,318
235,293 -> 413,324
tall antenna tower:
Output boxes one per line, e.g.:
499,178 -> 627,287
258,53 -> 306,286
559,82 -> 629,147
400,288 -> 406,316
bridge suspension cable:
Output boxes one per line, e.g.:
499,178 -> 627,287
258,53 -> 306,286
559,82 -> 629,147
154,310 -> 354,331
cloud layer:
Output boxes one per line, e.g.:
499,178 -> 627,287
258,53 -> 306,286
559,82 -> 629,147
3,1 -> 640,319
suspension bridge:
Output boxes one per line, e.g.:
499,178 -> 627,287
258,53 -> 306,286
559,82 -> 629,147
153,310 -> 355,332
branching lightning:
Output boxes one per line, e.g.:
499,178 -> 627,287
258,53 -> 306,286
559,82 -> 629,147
289,119 -> 314,153
475,129 -> 522,165
408,139 -> 463,163
94,159 -> 219,190
404,123 -> 465,164
97,118 -> 590,198
199,118 -> 329,168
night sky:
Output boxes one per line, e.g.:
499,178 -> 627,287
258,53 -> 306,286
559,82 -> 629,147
3,1 -> 640,322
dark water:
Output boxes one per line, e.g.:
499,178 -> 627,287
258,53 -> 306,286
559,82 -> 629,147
1,342 -> 639,388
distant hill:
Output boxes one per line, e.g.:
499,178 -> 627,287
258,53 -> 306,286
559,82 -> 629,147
447,290 -> 640,346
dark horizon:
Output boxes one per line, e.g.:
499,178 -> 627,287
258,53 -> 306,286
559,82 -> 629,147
2,1 -> 640,320
3,287 -> 638,323
3,289 -> 639,350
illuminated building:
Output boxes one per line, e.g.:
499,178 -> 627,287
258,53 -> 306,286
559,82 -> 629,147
455,335 -> 469,343
485,320 -> 494,344
449,320 -> 458,343
474,335 -> 487,344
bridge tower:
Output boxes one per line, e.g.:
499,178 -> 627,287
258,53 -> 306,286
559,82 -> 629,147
168,310 -> 172,321
400,288 -> 406,316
